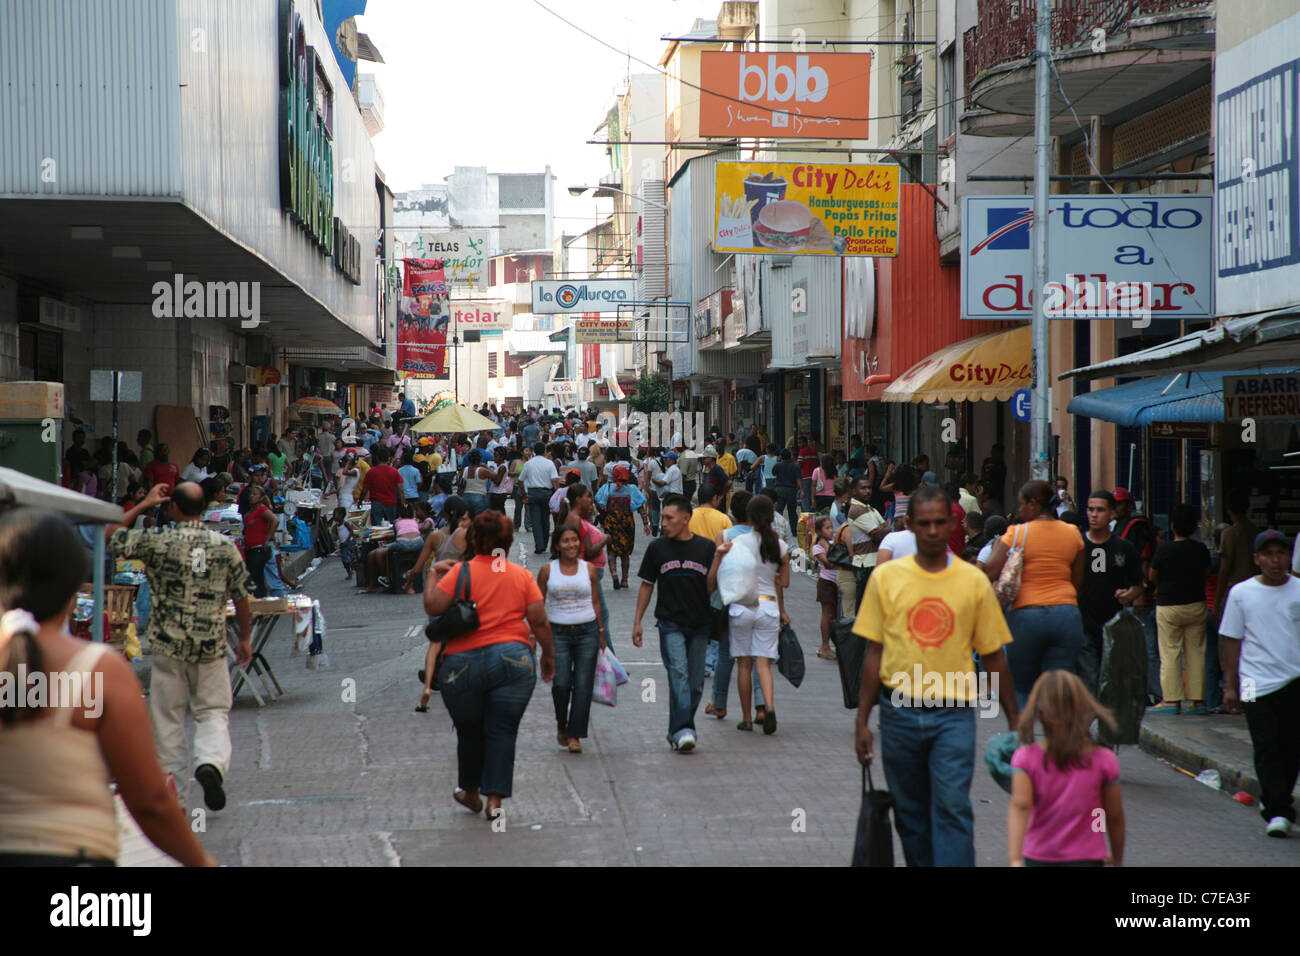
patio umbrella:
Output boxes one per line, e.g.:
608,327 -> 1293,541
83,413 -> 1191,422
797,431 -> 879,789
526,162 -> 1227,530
411,401 -> 501,434
290,397 -> 344,417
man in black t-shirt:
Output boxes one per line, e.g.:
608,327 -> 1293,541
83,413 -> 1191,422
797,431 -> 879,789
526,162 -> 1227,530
1077,491 -> 1145,694
633,494 -> 716,753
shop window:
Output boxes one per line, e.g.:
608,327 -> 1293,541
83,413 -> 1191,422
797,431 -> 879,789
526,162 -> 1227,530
18,325 -> 62,382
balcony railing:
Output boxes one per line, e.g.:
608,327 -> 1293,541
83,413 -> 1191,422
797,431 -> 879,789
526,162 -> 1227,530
963,0 -> 1208,99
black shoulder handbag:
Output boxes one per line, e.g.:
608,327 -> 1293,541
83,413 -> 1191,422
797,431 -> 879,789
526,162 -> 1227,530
425,562 -> 479,643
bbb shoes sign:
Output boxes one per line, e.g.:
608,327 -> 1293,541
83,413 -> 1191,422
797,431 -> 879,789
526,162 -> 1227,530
961,195 -> 1213,321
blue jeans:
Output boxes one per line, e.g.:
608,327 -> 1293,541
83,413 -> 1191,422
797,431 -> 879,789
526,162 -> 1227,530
438,641 -> 537,797
648,493 -> 661,533
1134,605 -> 1161,697
657,619 -> 710,744
1004,604 -> 1085,708
551,622 -> 600,739
526,488 -> 551,552
878,693 -> 976,867
801,477 -> 814,513
462,492 -> 488,516
370,501 -> 397,524
594,567 -> 612,654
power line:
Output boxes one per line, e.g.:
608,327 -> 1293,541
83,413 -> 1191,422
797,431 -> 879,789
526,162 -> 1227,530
1047,54 -> 1211,315
532,0 -> 951,126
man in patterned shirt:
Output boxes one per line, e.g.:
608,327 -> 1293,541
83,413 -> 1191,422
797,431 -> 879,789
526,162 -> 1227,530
109,481 -> 252,812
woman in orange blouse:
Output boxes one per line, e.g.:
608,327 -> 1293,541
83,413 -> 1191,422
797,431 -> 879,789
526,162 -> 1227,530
983,480 -> 1085,708
425,511 -> 556,821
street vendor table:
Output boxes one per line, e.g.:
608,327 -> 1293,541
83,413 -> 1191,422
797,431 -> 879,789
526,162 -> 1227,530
226,594 -> 314,705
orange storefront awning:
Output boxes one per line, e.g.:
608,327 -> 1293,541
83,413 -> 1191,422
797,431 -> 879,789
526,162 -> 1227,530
881,325 -> 1031,403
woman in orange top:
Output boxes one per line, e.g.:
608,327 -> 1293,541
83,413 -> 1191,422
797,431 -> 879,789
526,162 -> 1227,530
426,511 -> 556,822
983,480 -> 1085,708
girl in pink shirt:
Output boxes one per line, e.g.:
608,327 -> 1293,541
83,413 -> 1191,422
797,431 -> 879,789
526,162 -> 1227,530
1007,670 -> 1126,867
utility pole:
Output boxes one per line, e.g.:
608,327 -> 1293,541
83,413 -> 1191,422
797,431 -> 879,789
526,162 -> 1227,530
1030,0 -> 1053,483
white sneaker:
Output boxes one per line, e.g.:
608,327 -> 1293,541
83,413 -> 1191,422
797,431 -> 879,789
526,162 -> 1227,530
676,731 -> 696,753
1266,816 -> 1291,838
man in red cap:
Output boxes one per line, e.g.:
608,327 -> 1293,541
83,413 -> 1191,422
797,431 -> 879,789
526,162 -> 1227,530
1114,487 -> 1160,702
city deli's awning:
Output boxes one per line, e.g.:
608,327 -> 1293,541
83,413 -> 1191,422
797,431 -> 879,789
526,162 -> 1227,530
882,325 -> 1030,403
1067,367 -> 1300,426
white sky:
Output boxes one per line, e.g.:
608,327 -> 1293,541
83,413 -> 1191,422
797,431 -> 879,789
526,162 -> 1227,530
357,0 -> 721,236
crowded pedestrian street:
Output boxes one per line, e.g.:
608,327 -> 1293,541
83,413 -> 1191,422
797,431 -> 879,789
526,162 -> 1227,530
168,525 -> 1294,868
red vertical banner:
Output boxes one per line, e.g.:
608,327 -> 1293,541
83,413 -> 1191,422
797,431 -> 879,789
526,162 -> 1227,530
398,258 -> 451,378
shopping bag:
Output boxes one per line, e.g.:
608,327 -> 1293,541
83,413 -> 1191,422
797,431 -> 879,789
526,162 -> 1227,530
984,731 -> 1020,794
994,522 -> 1028,609
776,623 -> 805,688
717,543 -> 759,607
830,618 -> 863,709
1097,608 -> 1147,746
851,763 -> 895,868
593,649 -> 618,707
604,647 -> 629,686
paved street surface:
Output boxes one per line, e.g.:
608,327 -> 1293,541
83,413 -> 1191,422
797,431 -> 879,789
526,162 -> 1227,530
187,529 -> 1300,867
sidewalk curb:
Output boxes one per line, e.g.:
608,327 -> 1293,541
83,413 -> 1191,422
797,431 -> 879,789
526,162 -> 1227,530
1138,724 -> 1260,798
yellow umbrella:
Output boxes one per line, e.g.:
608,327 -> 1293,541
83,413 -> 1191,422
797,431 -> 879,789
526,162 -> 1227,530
411,402 -> 502,434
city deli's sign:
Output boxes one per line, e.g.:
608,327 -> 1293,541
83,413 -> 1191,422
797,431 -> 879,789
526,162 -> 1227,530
279,1 -> 360,285
699,52 -> 871,139
531,279 -> 637,314
1223,373 -> 1300,421
713,162 -> 900,257
1215,13 -> 1300,314
417,230 -> 489,287
448,299 -> 509,331
962,195 -> 1213,320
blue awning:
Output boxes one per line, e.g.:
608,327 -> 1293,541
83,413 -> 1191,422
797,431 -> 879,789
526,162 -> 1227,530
1067,367 -> 1300,426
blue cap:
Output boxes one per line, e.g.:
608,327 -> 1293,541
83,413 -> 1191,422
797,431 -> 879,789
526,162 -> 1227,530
922,471 -> 940,487
1254,529 -> 1290,552
662,450 -> 678,459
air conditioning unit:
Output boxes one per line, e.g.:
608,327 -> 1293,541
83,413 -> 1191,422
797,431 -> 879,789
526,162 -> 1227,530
227,365 -> 256,384
38,297 -> 83,332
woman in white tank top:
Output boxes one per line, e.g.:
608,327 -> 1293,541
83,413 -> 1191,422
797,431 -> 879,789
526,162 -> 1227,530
536,525 -> 604,753
0,508 -> 215,866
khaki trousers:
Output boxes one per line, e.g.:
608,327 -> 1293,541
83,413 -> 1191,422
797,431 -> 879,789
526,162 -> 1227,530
1156,602 -> 1207,703
837,569 -> 858,619
149,655 -> 233,781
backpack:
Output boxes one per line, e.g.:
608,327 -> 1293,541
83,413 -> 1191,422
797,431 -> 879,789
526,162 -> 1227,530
1119,516 -> 1155,561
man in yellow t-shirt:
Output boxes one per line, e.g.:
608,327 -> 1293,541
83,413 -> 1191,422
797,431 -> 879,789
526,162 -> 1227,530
355,456 -> 372,501
852,486 -> 1018,867
688,483 -> 733,540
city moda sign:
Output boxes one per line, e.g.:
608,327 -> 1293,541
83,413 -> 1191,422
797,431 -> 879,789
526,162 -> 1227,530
714,162 -> 901,257
448,300 -> 509,331
1223,373 -> 1300,421
699,52 -> 871,139
531,279 -> 637,314
1214,12 -> 1300,314
962,195 -> 1213,320
417,230 -> 490,288
574,318 -> 623,343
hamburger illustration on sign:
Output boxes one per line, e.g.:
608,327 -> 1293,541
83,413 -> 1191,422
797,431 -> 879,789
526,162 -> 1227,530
754,201 -> 815,251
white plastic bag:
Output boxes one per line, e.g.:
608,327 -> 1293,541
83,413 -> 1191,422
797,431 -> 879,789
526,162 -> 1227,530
593,650 -> 618,707
717,540 -> 759,607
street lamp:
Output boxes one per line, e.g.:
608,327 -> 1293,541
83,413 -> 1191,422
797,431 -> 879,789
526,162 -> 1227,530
568,184 -> 668,210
